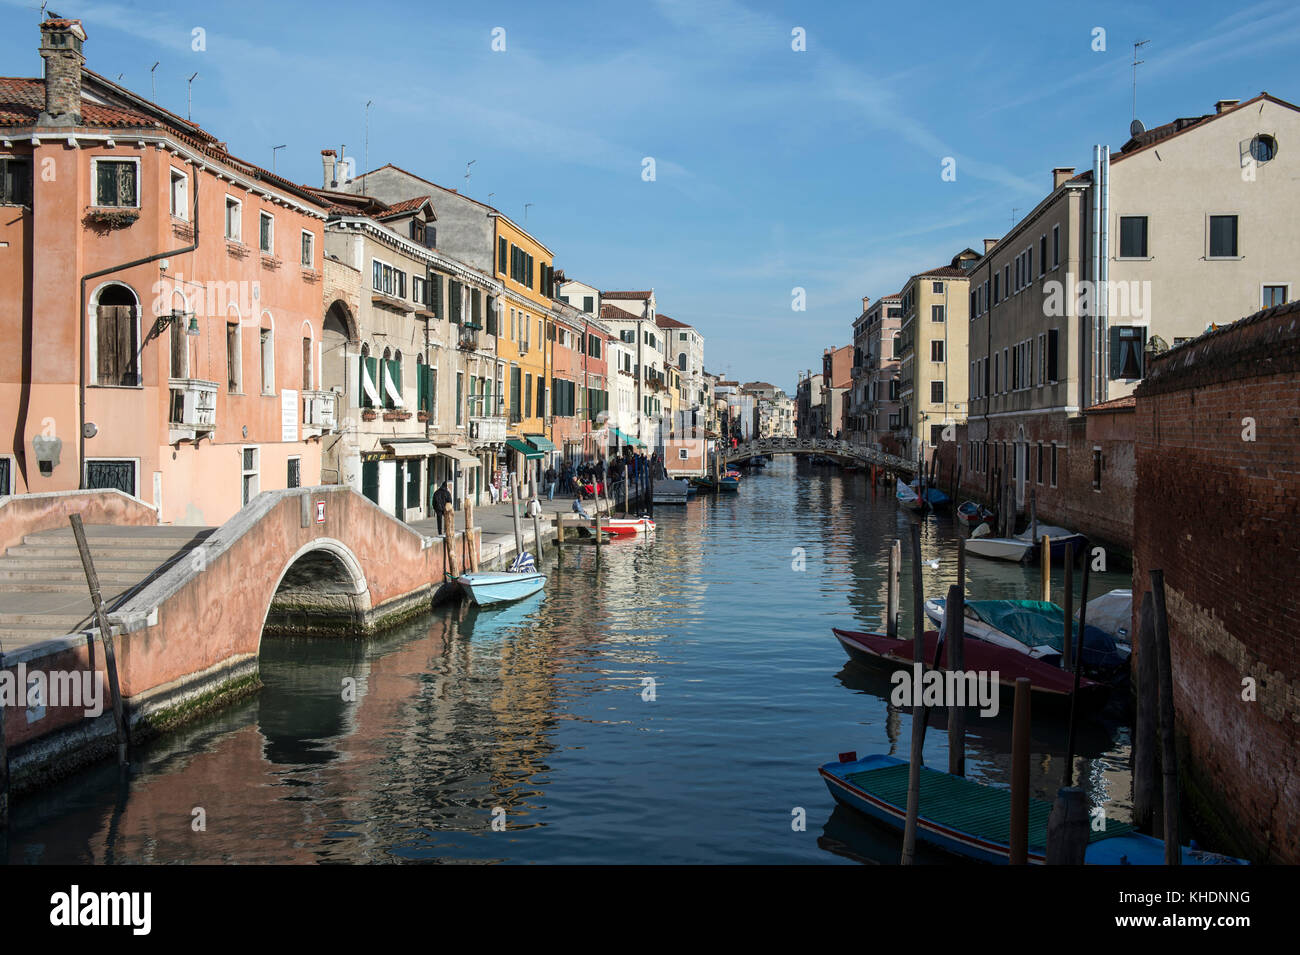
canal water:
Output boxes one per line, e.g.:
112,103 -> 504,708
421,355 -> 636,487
6,457 -> 1134,864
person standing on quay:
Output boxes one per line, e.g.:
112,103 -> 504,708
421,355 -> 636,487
545,464 -> 557,501
432,481 -> 453,536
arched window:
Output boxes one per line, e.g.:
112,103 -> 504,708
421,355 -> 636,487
93,283 -> 140,386
259,309 -> 275,395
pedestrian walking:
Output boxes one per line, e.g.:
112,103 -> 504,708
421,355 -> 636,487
432,481 -> 452,536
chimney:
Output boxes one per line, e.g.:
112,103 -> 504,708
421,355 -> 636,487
861,296 -> 871,312
1052,167 -> 1075,189
38,18 -> 87,126
321,149 -> 337,189
1215,98 -> 1240,114
983,238 -> 999,254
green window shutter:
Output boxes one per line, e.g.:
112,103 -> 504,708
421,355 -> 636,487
416,364 -> 427,412
360,355 -> 372,408
499,236 -> 508,274
430,274 -> 442,318
1109,326 -> 1122,380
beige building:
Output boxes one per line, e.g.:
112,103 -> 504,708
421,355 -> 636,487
963,93 -> 1300,535
897,249 -> 979,462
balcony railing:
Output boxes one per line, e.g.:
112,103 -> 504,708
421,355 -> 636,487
168,378 -> 218,444
303,389 -> 338,437
468,415 -> 507,445
458,326 -> 480,350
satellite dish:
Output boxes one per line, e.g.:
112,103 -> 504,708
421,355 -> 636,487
1130,119 -> 1146,137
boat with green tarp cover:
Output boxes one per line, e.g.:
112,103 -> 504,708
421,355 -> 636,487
819,753 -> 1247,865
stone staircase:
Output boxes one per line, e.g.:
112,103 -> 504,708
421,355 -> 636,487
0,524 -> 213,654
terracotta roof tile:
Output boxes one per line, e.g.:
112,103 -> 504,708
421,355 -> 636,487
1084,394 -> 1136,413
376,196 -> 433,219
602,290 -> 652,299
655,314 -> 690,329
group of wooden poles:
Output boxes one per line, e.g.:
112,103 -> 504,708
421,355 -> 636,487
884,522 -> 1183,865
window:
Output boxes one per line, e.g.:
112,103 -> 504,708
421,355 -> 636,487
0,157 -> 32,205
583,295 -> 594,313
931,281 -> 943,294
1047,329 -> 1059,382
287,457 -> 301,489
1209,215 -> 1239,258
1110,325 -> 1146,380
1038,334 -> 1046,386
678,448 -> 689,460
227,322 -> 241,391
94,285 -> 139,386
260,327 -> 274,393
1050,444 -> 1058,488
93,158 -> 138,207
993,273 -> 1000,305
86,459 -> 136,495
1052,224 -> 1060,267
301,231 -> 314,268
1039,235 -> 1047,275
1263,285 -> 1289,308
259,212 -> 274,254
1036,443 -> 1044,484
930,340 -> 944,362
1119,216 -> 1148,258
499,236 -> 508,273
456,371 -> 464,426
931,304 -> 945,323
524,373 -> 532,418
169,168 -> 188,219
1092,448 -> 1103,491
242,447 -> 259,505
412,275 -> 426,305
1249,134 -> 1277,163
225,196 -> 242,241
930,380 -> 944,403
302,337 -> 313,389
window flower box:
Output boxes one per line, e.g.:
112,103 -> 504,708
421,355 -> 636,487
361,409 -> 379,421
417,411 -> 431,422
83,206 -> 139,230
382,410 -> 412,422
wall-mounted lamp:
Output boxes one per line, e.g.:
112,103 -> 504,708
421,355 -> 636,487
156,309 -> 200,337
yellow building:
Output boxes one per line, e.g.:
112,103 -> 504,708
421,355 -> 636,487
494,216 -> 557,479
897,248 -> 980,463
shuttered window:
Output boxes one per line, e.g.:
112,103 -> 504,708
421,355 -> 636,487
96,305 -> 137,386
499,236 -> 508,274
448,281 -> 462,324
510,367 -> 522,423
1047,329 -> 1060,382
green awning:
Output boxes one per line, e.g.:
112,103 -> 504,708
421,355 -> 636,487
525,434 -> 556,453
506,438 -> 543,460
611,427 -> 644,448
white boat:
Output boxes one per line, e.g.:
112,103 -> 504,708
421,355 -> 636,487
1078,589 -> 1133,645
1014,523 -> 1089,561
963,523 -> 1034,562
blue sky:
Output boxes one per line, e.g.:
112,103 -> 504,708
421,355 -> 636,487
5,0 -> 1300,391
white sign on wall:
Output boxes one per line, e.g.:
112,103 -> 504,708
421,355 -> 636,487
281,389 -> 299,442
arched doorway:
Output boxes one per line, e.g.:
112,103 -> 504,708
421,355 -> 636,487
322,300 -> 355,398
92,282 -> 140,386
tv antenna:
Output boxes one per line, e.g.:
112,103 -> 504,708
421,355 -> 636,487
186,71 -> 198,121
1132,39 -> 1150,124
465,160 -> 476,187
524,202 -> 533,221
272,144 -> 286,174
150,61 -> 159,99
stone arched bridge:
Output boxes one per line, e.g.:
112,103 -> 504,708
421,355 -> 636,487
724,436 -> 913,473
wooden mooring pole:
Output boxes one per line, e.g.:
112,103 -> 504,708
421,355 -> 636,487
901,523 -> 924,865
0,651 -> 8,828
463,497 -> 477,572
1133,591 -> 1158,832
946,582 -> 965,777
1009,676 -> 1031,864
443,503 -> 458,578
1046,788 -> 1090,864
1150,570 -> 1181,865
510,479 -> 525,557
1040,534 -> 1052,603
69,514 -> 129,767
1061,543 -> 1074,671
1062,555 -> 1092,787
886,539 -> 901,640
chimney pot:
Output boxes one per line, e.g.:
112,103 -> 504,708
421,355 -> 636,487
1052,166 -> 1075,189
38,18 -> 87,126
1215,98 -> 1240,114
321,149 -> 337,189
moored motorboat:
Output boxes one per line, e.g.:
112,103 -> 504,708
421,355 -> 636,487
456,551 -> 547,606
1077,588 -> 1133,646
1015,523 -> 1088,562
956,500 -> 994,527
964,523 -> 1034,562
896,479 -> 923,512
831,627 -> 1109,709
590,517 -> 655,537
718,475 -> 740,492
819,753 -> 1247,865
923,596 -> 1130,676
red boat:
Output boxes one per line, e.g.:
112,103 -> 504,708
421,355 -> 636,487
830,627 -> 1109,710
589,517 -> 655,538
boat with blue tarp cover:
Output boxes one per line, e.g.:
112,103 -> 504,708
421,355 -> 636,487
819,753 -> 1248,865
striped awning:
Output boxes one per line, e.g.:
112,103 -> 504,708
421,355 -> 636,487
439,448 -> 481,467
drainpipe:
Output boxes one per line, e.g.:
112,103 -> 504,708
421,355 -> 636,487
1099,145 -> 1111,405
78,160 -> 200,489
1090,145 -> 1101,409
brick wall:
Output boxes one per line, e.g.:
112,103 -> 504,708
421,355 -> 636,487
1133,300 -> 1300,863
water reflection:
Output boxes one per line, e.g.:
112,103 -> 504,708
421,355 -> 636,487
5,458 -> 1136,865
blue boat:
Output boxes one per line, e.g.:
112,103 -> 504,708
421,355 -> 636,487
820,753 -> 1247,865
456,551 -> 547,606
